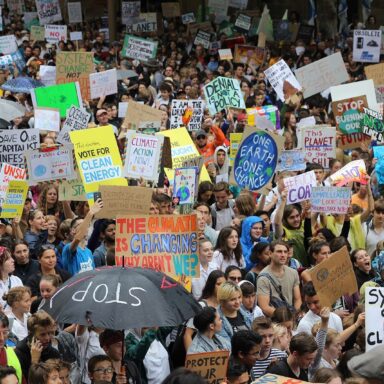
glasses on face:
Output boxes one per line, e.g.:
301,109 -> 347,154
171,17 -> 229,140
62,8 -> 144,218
40,244 -> 55,251
93,367 -> 113,374
228,276 -> 242,282
197,136 -> 206,140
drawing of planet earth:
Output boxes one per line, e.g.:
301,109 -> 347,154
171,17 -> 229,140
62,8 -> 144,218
34,164 -> 47,177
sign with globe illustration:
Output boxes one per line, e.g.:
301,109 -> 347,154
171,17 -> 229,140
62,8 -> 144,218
173,167 -> 198,205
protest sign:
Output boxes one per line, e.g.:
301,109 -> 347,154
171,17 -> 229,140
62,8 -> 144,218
58,177 -> 86,201
95,186 -> 152,219
30,25 -> 45,41
247,106 -> 281,130
70,31 -> 83,41
57,105 -> 90,144
34,108 -> 61,132
36,0 -> 62,24
298,126 -> 336,168
121,1 -> 140,25
0,50 -> 25,71
0,164 -> 26,207
311,186 -> 351,215
194,30 -> 211,49
203,76 -> 245,115
207,0 -> 228,23
218,48 -> 232,61
122,35 -> 158,61
230,128 -> 283,192
70,126 -> 127,203
23,12 -> 39,29
126,12 -> 157,33
353,29 -> 381,63
0,129 -> 39,167
115,214 -> 199,280
365,287 -> 384,351
234,14 -> 251,32
56,52 -> 94,101
295,52 -> 349,99
45,25 -> 67,43
273,20 -> 292,42
182,13 -> 195,24
181,156 -> 207,183
373,146 -> 384,184
328,159 -> 367,186
173,168 -> 198,205
32,82 -> 82,118
123,131 -> 163,182
122,100 -> 163,129
283,171 -> 317,205
39,65 -> 56,86
24,145 -> 76,184
89,69 -> 118,100
253,374 -> 309,383
67,2 -> 82,23
337,132 -> 371,150
0,180 -> 28,219
233,45 -> 265,71
297,24 -> 314,44
264,59 -> 302,102
332,95 -> 367,134
0,35 -> 17,54
185,351 -> 229,384
365,63 -> 384,87
309,246 -> 358,307
6,0 -> 23,13
229,133 -> 242,166
118,102 -> 128,118
361,107 -> 384,143
170,100 -> 204,130
161,2 -> 180,17
277,149 -> 306,172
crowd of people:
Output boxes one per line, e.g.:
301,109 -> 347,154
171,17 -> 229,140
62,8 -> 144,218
0,1 -> 384,384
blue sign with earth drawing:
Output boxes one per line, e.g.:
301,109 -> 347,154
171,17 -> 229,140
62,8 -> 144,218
232,129 -> 281,191
173,167 -> 198,205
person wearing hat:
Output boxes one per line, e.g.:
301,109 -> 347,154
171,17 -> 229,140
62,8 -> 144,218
95,109 -> 118,136
99,330 -> 141,384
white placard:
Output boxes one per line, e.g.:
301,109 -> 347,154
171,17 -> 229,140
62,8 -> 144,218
89,69 -> 118,100
39,65 -> 56,86
284,171 -> 317,205
69,31 -> 83,41
34,108 -> 61,131
365,287 -> 384,352
353,29 -> 382,63
67,2 -> 82,23
45,24 -> 67,43
0,35 -> 17,54
170,99 -> 205,131
35,0 -> 62,25
118,102 -> 128,118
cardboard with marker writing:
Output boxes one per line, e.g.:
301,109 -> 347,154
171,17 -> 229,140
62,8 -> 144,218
123,100 -> 163,130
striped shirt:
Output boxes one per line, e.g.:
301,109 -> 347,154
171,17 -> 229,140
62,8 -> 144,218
251,348 -> 287,380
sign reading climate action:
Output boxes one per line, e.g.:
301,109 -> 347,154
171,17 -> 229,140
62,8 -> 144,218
115,214 -> 199,280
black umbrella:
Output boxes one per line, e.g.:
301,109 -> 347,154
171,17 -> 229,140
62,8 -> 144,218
42,267 -> 201,329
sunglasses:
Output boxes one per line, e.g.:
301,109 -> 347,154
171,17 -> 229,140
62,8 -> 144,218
197,136 -> 206,140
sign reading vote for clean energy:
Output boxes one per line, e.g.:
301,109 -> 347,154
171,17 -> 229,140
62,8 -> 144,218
203,76 -> 245,115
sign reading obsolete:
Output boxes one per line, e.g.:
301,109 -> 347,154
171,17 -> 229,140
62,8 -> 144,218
311,186 -> 351,214
185,351 -> 230,384
353,29 -> 382,63
309,246 -> 358,307
365,287 -> 384,351
115,214 -> 199,280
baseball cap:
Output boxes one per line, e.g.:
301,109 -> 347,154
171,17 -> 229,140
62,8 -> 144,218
196,129 -> 207,138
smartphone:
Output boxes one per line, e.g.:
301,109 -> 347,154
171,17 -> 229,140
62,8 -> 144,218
93,192 -> 102,202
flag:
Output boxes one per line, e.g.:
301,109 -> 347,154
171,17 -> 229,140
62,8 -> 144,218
308,0 -> 317,26
282,9 -> 288,20
338,0 -> 348,34
257,4 -> 274,41
362,0 -> 373,23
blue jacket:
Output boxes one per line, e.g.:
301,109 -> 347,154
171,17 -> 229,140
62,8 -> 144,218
187,332 -> 231,354
240,216 -> 269,271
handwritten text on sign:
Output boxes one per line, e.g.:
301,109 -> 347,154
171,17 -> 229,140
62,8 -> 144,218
283,171 -> 317,204
365,287 -> 384,351
311,186 -> 351,214
115,214 -> 199,279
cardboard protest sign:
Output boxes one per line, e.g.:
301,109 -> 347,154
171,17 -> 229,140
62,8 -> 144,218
233,45 -> 265,71
218,48 -> 232,61
123,131 -> 163,182
115,214 -> 199,281
56,52 -> 94,101
194,30 -> 211,49
95,186 -> 152,219
126,12 -> 157,33
309,246 -> 358,307
361,107 -> 384,143
34,108 -> 61,131
89,69 -> 117,100
283,171 -> 317,205
58,177 -> 86,201
277,149 -> 306,172
121,1 -> 140,25
337,132 -> 371,150
365,287 -> 384,351
170,100 -> 204,130
25,145 -> 76,184
373,146 -> 384,184
122,100 -> 163,130
30,25 -> 45,41
365,63 -> 384,87
230,128 -> 283,192
122,35 -> 158,61
328,159 -> 367,187
332,95 -> 368,134
295,52 -> 349,99
252,374 -> 309,383
353,30 -> 381,63
264,59 -> 302,102
311,186 -> 351,215
0,35 -> 17,55
181,13 -> 195,25
45,25 -> 67,43
70,126 -> 127,203
0,180 -> 28,218
0,129 -> 39,167
203,76 -> 245,115
36,0 -> 62,24
185,351 -> 229,384
235,14 -> 251,32
67,2 -> 82,23
57,105 -> 91,144
0,164 -> 26,207
173,168 -> 198,205
246,106 -> 281,130
39,65 -> 56,86
298,126 -> 336,168
32,82 -> 82,118
161,2 -> 180,17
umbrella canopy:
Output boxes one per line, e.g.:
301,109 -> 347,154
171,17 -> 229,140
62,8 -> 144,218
0,99 -> 26,122
1,77 -> 45,94
42,267 -> 201,329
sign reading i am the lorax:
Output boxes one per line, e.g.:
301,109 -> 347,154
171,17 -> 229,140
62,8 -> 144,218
115,214 -> 199,280
70,126 -> 127,203
230,127 -> 283,192
203,76 -> 245,115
